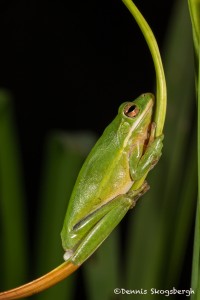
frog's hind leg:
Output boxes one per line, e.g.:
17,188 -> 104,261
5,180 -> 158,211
70,195 -> 132,265
69,182 -> 149,265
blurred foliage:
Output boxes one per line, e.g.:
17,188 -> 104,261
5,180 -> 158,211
0,0 -> 198,300
0,90 -> 27,289
189,0 -> 200,299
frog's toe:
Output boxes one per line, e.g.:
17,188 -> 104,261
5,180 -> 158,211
63,249 -> 74,261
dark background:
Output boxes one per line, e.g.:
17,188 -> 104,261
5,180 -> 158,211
0,0 -> 174,213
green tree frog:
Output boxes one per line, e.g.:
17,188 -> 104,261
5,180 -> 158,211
61,93 -> 163,265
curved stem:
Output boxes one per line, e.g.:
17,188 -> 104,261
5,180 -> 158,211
122,0 -> 167,136
0,262 -> 79,300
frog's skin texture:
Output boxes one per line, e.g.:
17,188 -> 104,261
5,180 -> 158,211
61,93 -> 163,265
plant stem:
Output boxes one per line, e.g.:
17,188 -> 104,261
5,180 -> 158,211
0,262 -> 79,300
121,0 -> 167,136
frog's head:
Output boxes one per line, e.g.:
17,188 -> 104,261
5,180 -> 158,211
117,93 -> 154,142
119,93 -> 154,125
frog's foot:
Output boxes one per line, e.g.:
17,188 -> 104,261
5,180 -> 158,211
128,181 -> 150,209
130,129 -> 163,181
63,249 -> 74,261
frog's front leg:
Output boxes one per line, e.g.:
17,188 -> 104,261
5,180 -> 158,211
130,124 -> 164,181
64,182 -> 148,265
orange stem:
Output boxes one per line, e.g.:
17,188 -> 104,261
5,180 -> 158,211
0,262 -> 79,299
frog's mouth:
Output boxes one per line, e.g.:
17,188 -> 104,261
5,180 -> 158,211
132,96 -> 154,130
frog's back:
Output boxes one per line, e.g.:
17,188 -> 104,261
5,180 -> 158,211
66,117 -> 133,227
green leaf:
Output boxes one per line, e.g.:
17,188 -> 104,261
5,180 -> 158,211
188,0 -> 200,81
188,0 -> 200,298
0,90 -> 27,289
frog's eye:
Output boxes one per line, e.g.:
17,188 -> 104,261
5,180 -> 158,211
124,103 -> 140,118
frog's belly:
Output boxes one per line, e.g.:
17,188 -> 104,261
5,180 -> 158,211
99,158 -> 133,197
85,167 -> 133,214
102,175 -> 133,202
